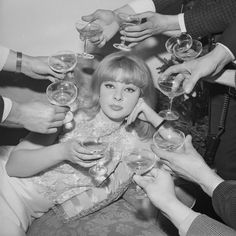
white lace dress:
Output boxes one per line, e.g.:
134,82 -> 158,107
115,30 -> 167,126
0,112 -> 149,232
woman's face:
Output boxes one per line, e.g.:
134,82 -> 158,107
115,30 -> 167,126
99,81 -> 141,122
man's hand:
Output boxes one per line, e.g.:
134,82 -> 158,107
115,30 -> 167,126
22,55 -> 65,82
120,12 -> 180,47
162,44 -> 234,94
6,101 -> 69,134
82,9 -> 120,48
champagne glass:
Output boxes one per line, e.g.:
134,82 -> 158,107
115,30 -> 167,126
46,81 -> 78,128
124,149 -> 157,197
113,13 -> 141,51
48,50 -> 77,79
153,127 -> 185,152
75,20 -> 103,59
173,39 -> 203,61
124,149 -> 157,175
85,140 -> 109,178
165,33 -> 192,55
157,74 -> 185,120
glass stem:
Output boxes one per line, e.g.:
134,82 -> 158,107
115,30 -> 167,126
84,39 -> 88,54
169,97 -> 174,111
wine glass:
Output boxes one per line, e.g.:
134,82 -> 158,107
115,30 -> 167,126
124,149 -> 157,197
157,74 -> 185,120
48,50 -> 77,79
153,127 -> 185,152
113,13 -> 141,51
46,81 -> 78,128
165,33 -> 192,55
85,140 -> 109,179
75,20 -> 103,59
173,39 -> 203,61
124,149 -> 157,175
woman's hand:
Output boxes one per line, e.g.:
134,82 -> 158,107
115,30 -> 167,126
126,98 -> 163,127
63,138 -> 103,168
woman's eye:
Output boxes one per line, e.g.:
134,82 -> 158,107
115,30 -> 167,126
104,83 -> 114,89
125,87 -> 135,93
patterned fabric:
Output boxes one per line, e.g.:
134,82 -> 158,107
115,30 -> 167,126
219,19 -> 236,57
212,180 -> 236,229
27,199 -> 170,236
184,0 -> 236,38
53,162 -> 133,222
187,214 -> 236,236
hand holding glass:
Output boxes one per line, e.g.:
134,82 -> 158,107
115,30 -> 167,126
46,81 -> 78,127
124,149 -> 157,175
75,20 -> 103,59
113,13 -> 141,51
48,50 -> 77,79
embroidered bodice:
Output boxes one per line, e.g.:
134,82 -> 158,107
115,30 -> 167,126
26,111 -> 141,204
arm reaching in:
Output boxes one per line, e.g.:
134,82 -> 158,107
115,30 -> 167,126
151,135 -> 224,197
2,101 -> 69,134
3,49 -> 65,82
120,12 -> 180,48
134,168 -> 236,236
161,44 -> 235,94
81,5 -> 135,48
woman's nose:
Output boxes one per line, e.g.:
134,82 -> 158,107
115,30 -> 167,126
113,89 -> 123,101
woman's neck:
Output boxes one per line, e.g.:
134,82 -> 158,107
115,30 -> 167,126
97,110 -> 124,127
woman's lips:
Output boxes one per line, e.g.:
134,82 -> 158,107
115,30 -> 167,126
109,104 -> 123,111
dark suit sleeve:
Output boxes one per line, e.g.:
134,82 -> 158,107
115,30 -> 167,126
151,0 -> 180,12
0,95 -> 4,122
212,180 -> 236,230
219,20 -> 236,58
186,214 -> 236,236
184,0 -> 236,38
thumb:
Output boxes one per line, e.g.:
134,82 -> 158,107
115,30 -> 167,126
82,14 -> 95,22
133,175 -> 146,189
184,135 -> 194,150
134,11 -> 153,19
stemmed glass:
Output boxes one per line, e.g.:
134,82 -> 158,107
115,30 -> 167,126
113,13 -> 141,51
75,20 -> 103,59
153,127 -> 185,152
123,149 -> 157,197
153,126 -> 185,175
157,74 -> 185,120
46,81 -> 78,128
124,149 -> 157,175
48,50 -> 77,79
83,140 -> 109,179
165,33 -> 193,55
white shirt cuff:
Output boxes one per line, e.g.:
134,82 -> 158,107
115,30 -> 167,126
128,0 -> 156,13
178,13 -> 186,33
216,43 -> 235,61
0,45 -> 10,71
179,212 -> 201,236
2,97 -> 12,122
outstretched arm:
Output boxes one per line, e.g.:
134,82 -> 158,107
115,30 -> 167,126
2,47 -> 64,81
